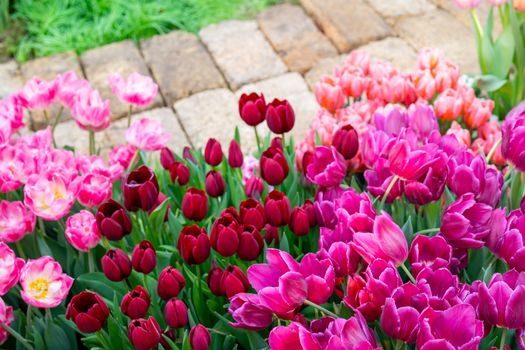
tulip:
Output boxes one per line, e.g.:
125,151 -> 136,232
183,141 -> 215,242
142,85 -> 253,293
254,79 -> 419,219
101,249 -> 132,282
108,144 -> 137,170
515,0 -> 525,11
263,224 -> 280,246
380,285 -> 423,344
96,199 -> 132,241
388,139 -> 435,181
260,146 -> 289,186
404,150 -> 448,206
264,190 -> 291,227
240,199 -> 266,230
238,92 -> 266,126
332,124 -> 359,160
244,176 -> 264,199
301,150 -> 314,174
65,210 -> 101,252
204,138 -> 223,166
288,207 -> 310,236
374,106 -> 409,136
408,235 -> 453,277
56,71 -> 90,109
205,170 -> 225,198
128,317 -> 162,350
168,161 -> 190,186
271,136 -> 283,150
433,88 -> 463,121
228,140 -> 243,168
415,268 -> 462,308
178,225 -> 211,265
221,266 -> 250,298
412,70 -> 437,101
453,0 -> 481,8
123,165 -> 159,212
121,286 -> 150,319
189,324 -> 211,350
19,77 -> 57,109
465,98 -> 493,128
314,187 -> 343,229
302,200 -> 317,228
183,146 -> 197,164
238,225 -> 264,261
325,242 -> 360,278
157,267 -> 186,300
207,262 -> 224,296
306,146 -> 347,187
222,207 -> 241,222
0,201 -> 35,243
0,146 -> 29,193
315,76 -> 345,113
210,215 -> 240,257
164,298 -> 188,328
181,188 -> 208,221
502,102 -> 525,170
265,98 -> 295,134
228,293 -> 273,330
66,292 -> 110,333
71,89 -> 111,132
126,117 -> 170,152
268,322 -> 321,349
77,173 -> 112,208
109,72 -> 158,107
19,256 -> 73,308
0,243 -> 24,296
160,147 -> 176,170
132,240 -> 156,274
337,66 -> 368,98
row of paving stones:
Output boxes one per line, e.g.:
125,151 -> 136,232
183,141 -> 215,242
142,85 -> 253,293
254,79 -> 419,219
1,0 -> 480,154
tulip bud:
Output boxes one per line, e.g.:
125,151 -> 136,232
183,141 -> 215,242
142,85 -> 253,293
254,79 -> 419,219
245,177 -> 264,199
178,225 -> 211,265
66,292 -> 110,333
204,138 -> 223,166
128,317 -> 162,350
228,140 -> 243,168
132,240 -> 156,274
205,170 -> 226,198
288,207 -> 310,236
263,224 -> 279,246
157,266 -> 186,300
238,225 -> 264,261
160,147 -> 176,170
260,146 -> 289,186
210,215 -> 240,257
271,136 -> 283,150
164,298 -> 188,328
183,146 -> 196,164
264,190 -> 291,227
265,98 -> 295,134
207,262 -> 224,296
302,200 -> 317,228
239,198 -> 266,230
301,150 -> 314,174
189,324 -> 211,350
222,207 -> 241,222
96,199 -> 132,241
221,265 -> 250,298
121,286 -> 150,319
101,248 -> 131,282
333,124 -> 359,160
123,165 -> 159,212
181,188 -> 208,221
169,161 -> 190,186
239,92 -> 266,126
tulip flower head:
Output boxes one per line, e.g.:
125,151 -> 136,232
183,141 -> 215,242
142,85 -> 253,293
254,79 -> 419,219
66,291 -> 110,333
126,117 -> 169,152
109,72 -> 158,107
65,210 -> 101,252
0,200 -> 36,243
0,243 -> 24,296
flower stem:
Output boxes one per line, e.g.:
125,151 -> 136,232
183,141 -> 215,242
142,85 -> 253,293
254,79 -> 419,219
486,138 -> 502,164
253,126 -> 261,154
15,241 -> 26,260
282,133 -> 286,151
127,150 -> 139,173
25,305 -> 32,340
87,250 -> 95,272
416,228 -> 440,235
379,175 -> 399,212
303,300 -> 338,318
399,263 -> 416,283
96,330 -> 112,350
51,106 -> 64,148
2,324 -> 34,350
127,105 -> 133,128
500,328 -> 507,350
38,218 -> 46,239
88,131 -> 96,155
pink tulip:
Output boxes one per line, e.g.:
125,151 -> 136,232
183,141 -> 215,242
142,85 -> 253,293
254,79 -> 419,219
434,88 -> 463,121
76,154 -> 122,182
268,322 -> 321,349
0,94 -> 24,132
446,121 -> 471,147
412,70 -> 437,101
408,235 -> 453,277
56,71 -> 91,110
404,150 -> 448,206
228,293 -> 273,330
19,77 -> 57,109
109,72 -> 158,107
473,121 -> 505,166
19,256 -> 73,308
126,117 -> 169,152
360,129 -> 391,168
17,127 -> 53,151
108,144 -> 137,170
336,66 -> 368,98
0,145 -> 32,193
0,201 -> 35,243
0,243 -> 24,295
324,242 -> 360,278
306,146 -> 347,188
71,89 -> 111,132
364,159 -> 403,204
77,174 -> 112,208
417,48 -> 444,72
0,297 -> 13,345
346,50 -> 371,74
416,268 -> 462,308
0,116 -> 11,147
453,0 -> 481,8
374,106 -> 409,136
314,76 -> 345,114
388,139 -> 435,181
465,98 -> 494,129
65,210 -> 101,252
493,211 -> 525,271
407,103 -> 438,141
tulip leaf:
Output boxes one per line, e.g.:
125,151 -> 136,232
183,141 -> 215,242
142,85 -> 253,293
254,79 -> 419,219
234,126 -> 241,145
44,321 -> 71,350
246,332 -> 267,350
76,272 -> 128,299
163,334 -> 180,350
493,26 -> 515,79
107,315 -> 128,349
279,232 -> 289,253
149,198 -> 169,232
475,74 -> 508,92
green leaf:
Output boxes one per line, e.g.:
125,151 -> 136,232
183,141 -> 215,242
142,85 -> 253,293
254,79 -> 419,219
234,126 -> 241,145
76,272 -> 128,299
45,321 -> 71,350
246,332 -> 267,350
279,232 -> 289,252
493,26 -> 515,79
149,198 -> 169,232
475,74 -> 508,92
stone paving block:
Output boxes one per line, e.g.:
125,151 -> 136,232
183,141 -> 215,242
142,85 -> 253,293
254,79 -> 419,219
394,10 -> 478,73
357,37 -> 418,73
199,21 -> 287,89
141,31 -> 226,106
257,4 -> 338,73
304,55 -> 347,90
366,0 -> 435,19
300,0 -> 392,53
80,40 -> 163,120
53,119 -> 102,155
0,60 -> 22,99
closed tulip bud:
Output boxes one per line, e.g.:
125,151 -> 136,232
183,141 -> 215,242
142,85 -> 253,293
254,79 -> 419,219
189,324 -> 211,350
333,124 -> 359,160
271,136 -> 283,150
178,225 -> 210,265
207,262 -> 224,296
264,190 -> 291,227
168,161 -> 190,186
66,292 -> 110,333
132,240 -> 156,274
96,199 -> 132,241
222,207 -> 241,222
183,146 -> 196,164
260,146 -> 289,186
238,225 -> 264,261
128,317 -> 162,350
265,98 -> 295,134
164,298 -> 188,328
240,198 -> 266,230
205,170 -> 226,198
160,147 -> 176,170
288,207 -> 310,236
301,150 -> 314,174
302,200 -> 317,228
181,188 -> 208,221
121,286 -> 150,319
228,140 -> 243,168
101,249 -> 131,282
123,165 -> 159,212
210,215 -> 240,257
245,177 -> 264,199
204,138 -> 223,166
239,92 -> 266,126
157,267 -> 186,300
222,265 -> 250,298
263,224 -> 279,246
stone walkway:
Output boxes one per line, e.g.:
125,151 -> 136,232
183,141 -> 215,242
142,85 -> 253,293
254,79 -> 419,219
0,0 -> 486,155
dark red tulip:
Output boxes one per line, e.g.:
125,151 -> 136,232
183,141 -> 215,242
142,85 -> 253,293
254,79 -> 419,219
164,298 -> 188,328
238,92 -> 266,126
289,207 -> 310,236
221,265 -> 250,298
228,140 -> 243,168
168,161 -> 190,186
221,207 -> 240,222
271,136 -> 283,150
147,192 -> 170,222
265,98 -> 295,134
205,170 -> 226,198
66,292 -> 110,333
210,215 -> 240,257
183,146 -> 196,164
263,224 -> 279,246
181,188 -> 208,221
264,190 -> 291,227
160,147 -> 176,170
245,176 -> 264,199
128,317 -> 161,350
239,198 -> 266,230
204,138 -> 223,166
157,267 -> 186,301
189,324 -> 211,350
301,150 -> 314,173
260,146 -> 289,186
178,225 -> 211,265
96,199 -> 132,241
160,330 -> 176,350
333,124 -> 359,160
123,165 -> 159,212
121,286 -> 150,319
302,200 -> 317,228
207,262 -> 224,296
132,240 -> 156,274
237,225 -> 264,261
101,249 -> 131,282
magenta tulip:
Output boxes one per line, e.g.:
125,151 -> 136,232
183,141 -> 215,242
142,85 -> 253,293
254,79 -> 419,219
228,293 -> 273,330
306,146 -> 347,188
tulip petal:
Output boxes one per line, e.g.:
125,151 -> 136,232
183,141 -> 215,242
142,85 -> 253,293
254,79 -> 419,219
375,213 -> 408,264
506,285 -> 525,329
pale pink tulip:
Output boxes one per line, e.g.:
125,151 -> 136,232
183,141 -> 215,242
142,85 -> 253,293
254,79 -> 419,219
56,71 -> 91,110
446,121 -> 471,147
453,0 -> 481,8
315,76 -> 345,113
336,66 -> 368,98
0,243 -> 24,295
126,117 -> 169,152
345,50 -> 371,74
412,70 -> 437,101
0,297 -> 13,345
0,145 -> 34,192
0,201 -> 36,243
515,0 -> 525,10
19,77 -> 57,109
109,72 -> 158,107
77,174 -> 112,208
108,144 -> 137,170
0,94 -> 24,131
0,116 -> 11,147
417,48 -> 444,73
65,210 -> 101,251
71,89 -> 111,132
465,98 -> 494,128
76,155 -> 122,182
434,89 -> 463,121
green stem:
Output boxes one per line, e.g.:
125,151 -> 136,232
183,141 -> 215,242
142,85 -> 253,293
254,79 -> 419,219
379,175 -> 399,212
87,250 -> 95,273
500,328 -> 507,350
127,150 -> 139,173
88,131 -> 96,155
504,164 -> 515,182
399,263 -> 416,283
416,228 -> 441,235
303,299 -> 338,318
253,126 -> 261,154
38,218 -> 46,239
15,241 -> 26,260
470,9 -> 485,73
486,138 -> 502,164
127,105 -> 133,128
96,330 -> 111,350
2,324 -> 34,350
207,328 -> 229,336
45,309 -> 52,323
51,106 -> 64,148
26,305 -> 32,340
281,133 -> 286,151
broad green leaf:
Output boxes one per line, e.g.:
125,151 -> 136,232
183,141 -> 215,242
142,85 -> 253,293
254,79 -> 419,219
493,26 -> 515,78
475,74 -> 508,92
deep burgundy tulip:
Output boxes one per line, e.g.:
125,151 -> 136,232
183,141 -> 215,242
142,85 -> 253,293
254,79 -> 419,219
178,225 -> 211,265
264,190 -> 291,227
228,140 -> 243,168
101,248 -> 131,282
271,136 -> 283,150
240,198 -> 266,230
239,92 -> 266,126
301,150 -> 314,174
260,146 -> 289,186
157,266 -> 186,301
221,265 -> 250,298
205,170 -> 226,198
132,240 -> 156,274
204,138 -> 223,166
302,200 -> 317,228
238,225 -> 264,261
66,292 -> 110,333
183,146 -> 196,164
263,224 -> 279,246
333,124 -> 359,160
189,324 -> 211,350
123,165 -> 160,212
147,192 -> 170,222
210,214 -> 240,257
502,101 -> 525,171
288,207 -> 310,236
222,207 -> 241,222
163,298 -> 188,328
408,235 -> 453,277
160,147 -> 176,170
128,317 -> 162,350
168,161 -> 190,186
207,262 -> 224,296
96,199 -> 132,241
121,286 -> 150,319
181,188 -> 208,221
244,176 -> 264,199
265,98 -> 295,134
